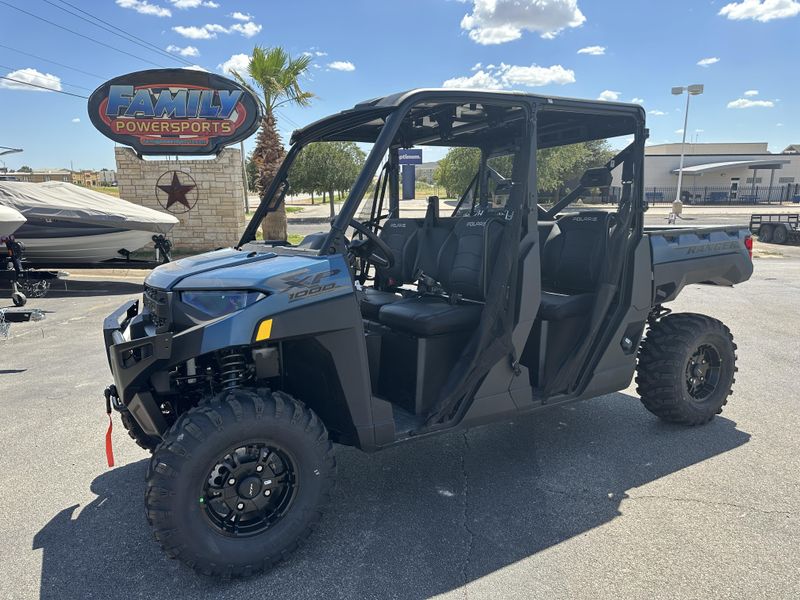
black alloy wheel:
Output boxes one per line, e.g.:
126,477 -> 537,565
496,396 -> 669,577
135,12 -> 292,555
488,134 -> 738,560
201,442 -> 298,537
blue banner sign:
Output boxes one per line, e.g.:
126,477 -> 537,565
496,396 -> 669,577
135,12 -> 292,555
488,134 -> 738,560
398,149 -> 423,165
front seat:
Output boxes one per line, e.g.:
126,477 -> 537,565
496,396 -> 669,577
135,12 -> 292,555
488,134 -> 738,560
359,218 -> 420,320
538,211 -> 613,321
378,215 -> 504,336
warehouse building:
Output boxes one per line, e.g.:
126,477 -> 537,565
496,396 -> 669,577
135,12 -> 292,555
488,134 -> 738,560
612,142 -> 800,204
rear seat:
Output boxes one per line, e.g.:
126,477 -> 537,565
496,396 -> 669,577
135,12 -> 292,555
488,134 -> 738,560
538,211 -> 612,320
377,215 -> 504,336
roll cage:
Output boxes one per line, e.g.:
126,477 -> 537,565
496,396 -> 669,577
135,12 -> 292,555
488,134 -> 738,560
238,88 -> 647,252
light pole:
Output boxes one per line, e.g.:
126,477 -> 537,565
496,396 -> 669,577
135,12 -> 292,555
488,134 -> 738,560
671,84 -> 703,215
0,146 -> 23,173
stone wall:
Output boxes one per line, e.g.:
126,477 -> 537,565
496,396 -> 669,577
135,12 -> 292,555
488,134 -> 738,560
115,147 -> 246,252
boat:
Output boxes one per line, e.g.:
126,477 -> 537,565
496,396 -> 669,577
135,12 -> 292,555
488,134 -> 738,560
0,204 -> 26,238
0,181 -> 178,265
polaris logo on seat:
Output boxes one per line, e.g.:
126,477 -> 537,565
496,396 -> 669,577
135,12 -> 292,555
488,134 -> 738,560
572,216 -> 598,222
389,223 -> 407,228
466,221 -> 488,227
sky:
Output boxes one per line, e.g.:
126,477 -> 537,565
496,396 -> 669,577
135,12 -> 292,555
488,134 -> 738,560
0,0 -> 798,171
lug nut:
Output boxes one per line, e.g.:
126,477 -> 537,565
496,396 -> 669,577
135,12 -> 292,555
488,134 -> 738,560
228,478 -> 236,485
236,502 -> 245,510
256,465 -> 263,472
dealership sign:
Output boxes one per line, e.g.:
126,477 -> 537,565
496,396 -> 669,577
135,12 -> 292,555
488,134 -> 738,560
88,68 -> 261,155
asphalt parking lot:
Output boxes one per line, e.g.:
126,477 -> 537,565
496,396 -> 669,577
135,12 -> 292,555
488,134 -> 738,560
1,237 -> 799,599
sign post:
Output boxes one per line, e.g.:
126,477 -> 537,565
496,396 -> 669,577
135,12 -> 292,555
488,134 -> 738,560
398,149 -> 422,201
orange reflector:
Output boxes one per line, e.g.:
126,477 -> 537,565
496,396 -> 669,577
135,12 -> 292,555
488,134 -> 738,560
255,319 -> 273,341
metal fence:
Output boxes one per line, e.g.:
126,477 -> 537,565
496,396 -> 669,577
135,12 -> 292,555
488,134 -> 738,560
541,183 -> 800,207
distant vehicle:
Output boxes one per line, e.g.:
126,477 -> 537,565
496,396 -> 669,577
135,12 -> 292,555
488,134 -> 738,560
101,89 -> 753,578
751,213 -> 799,244
0,180 -> 177,265
0,174 -> 20,182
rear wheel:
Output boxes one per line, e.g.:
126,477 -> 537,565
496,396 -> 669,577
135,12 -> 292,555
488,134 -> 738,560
145,388 -> 336,578
758,224 -> 774,243
636,313 -> 737,425
772,224 -> 788,244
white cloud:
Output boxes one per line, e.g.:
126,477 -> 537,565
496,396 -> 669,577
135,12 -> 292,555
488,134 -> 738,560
218,53 -> 250,75
444,70 -> 506,90
649,109 -> 667,115
0,68 -> 62,92
675,128 -> 684,134
744,89 -> 759,96
173,21 -> 262,38
460,0 -> 586,45
116,0 -> 171,17
184,64 -> 208,71
697,57 -> 720,67
230,22 -> 262,37
170,0 -> 218,8
719,0 -> 800,22
71,117 -> 81,123
471,62 -> 482,71
444,63 -> 575,89
577,45 -> 605,55
776,122 -> 784,126
166,44 -> 200,57
230,11 -> 253,21
597,89 -> 620,101
328,61 -> 356,72
173,25 -> 215,38
727,97 -> 775,108
631,97 -> 644,104
500,63 -> 575,86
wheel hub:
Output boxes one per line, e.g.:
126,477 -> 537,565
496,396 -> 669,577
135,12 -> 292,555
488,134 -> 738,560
685,343 -> 722,401
201,443 -> 297,537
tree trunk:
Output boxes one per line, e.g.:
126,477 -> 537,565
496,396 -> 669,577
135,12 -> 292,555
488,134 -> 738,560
251,111 -> 287,241
329,189 -> 335,219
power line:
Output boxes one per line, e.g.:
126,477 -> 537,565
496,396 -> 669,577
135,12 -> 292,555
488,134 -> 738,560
0,63 -> 94,92
0,43 -> 107,79
44,0 -> 195,67
0,0 -> 168,68
0,75 -> 87,98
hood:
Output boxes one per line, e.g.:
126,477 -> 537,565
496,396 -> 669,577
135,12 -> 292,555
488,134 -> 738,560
145,247 -> 333,292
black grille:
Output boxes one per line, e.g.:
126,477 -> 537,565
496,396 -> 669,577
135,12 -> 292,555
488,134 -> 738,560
143,285 -> 170,330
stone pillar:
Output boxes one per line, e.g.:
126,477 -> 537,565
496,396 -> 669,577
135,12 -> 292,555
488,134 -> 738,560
115,147 -> 246,252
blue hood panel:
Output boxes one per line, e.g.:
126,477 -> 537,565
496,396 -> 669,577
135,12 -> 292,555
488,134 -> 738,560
145,248 -> 341,294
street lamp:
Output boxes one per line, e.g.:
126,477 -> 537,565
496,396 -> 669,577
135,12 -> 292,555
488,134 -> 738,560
671,84 -> 703,215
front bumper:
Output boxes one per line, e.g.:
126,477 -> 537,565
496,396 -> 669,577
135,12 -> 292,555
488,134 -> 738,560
103,299 -> 201,437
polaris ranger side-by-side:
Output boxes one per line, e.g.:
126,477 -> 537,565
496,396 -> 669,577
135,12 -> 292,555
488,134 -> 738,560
102,90 -> 753,577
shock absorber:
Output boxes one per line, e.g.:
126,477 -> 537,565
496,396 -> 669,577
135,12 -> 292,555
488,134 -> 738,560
219,350 -> 247,391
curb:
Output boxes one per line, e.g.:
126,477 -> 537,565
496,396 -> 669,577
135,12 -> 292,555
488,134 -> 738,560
287,216 -> 332,224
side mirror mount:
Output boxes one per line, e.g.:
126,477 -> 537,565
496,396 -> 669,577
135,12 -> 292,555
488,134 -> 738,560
580,167 -> 613,189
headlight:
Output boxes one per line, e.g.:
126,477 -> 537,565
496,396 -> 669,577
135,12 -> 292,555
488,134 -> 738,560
180,290 -> 264,319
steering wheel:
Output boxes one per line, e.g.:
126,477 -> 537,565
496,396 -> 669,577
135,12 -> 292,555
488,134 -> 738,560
347,219 -> 395,269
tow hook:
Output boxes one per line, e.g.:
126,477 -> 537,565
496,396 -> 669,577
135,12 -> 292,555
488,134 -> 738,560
102,385 -> 119,468
104,385 -> 123,412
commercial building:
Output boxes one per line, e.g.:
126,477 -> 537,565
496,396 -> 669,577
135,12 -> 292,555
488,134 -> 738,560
612,142 -> 800,204
9,169 -> 72,183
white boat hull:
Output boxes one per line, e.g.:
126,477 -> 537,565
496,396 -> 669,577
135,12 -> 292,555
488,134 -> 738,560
15,229 -> 156,264
0,205 -> 26,237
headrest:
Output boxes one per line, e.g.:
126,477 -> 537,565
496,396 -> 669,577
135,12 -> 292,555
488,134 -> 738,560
556,211 -> 613,230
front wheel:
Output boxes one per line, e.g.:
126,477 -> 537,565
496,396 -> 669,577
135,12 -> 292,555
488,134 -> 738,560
145,389 -> 336,578
636,313 -> 737,425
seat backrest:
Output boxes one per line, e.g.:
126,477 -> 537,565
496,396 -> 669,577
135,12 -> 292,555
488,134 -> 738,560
376,218 -> 421,286
541,211 -> 612,294
435,215 -> 505,301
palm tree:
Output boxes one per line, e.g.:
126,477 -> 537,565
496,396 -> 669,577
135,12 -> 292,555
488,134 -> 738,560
233,47 -> 313,241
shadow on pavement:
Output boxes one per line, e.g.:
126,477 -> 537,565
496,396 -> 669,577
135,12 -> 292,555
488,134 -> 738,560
33,393 -> 750,600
